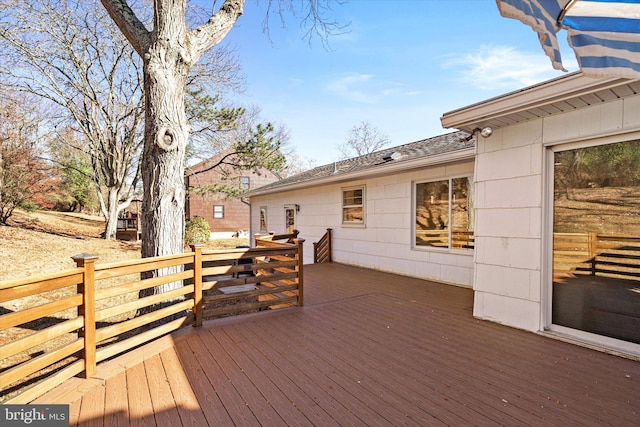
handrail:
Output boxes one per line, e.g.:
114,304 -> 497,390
254,229 -> 299,244
0,240 -> 304,404
313,228 -> 332,263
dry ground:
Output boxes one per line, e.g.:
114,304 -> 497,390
0,209 -> 248,281
0,209 -> 248,401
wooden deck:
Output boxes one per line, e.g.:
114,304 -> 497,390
35,263 -> 640,426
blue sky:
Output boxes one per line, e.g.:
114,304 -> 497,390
214,0 -> 578,166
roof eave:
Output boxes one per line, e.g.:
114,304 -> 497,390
440,72 -> 631,132
246,147 -> 475,198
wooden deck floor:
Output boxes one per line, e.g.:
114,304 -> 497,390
35,263 -> 640,426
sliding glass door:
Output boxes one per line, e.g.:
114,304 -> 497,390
552,140 -> 640,344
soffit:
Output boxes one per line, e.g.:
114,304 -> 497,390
441,72 -> 640,133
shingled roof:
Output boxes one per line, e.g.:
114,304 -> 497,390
247,130 -> 474,196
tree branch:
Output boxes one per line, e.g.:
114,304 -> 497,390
188,0 -> 244,60
100,0 -> 150,56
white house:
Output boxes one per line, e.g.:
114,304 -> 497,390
247,72 -> 640,358
247,132 -> 477,287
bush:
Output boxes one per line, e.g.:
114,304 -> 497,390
185,216 -> 210,246
20,200 -> 39,213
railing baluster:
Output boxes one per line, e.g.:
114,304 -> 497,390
190,244 -> 204,327
294,238 -> 305,306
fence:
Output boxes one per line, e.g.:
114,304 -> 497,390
0,238 -> 304,404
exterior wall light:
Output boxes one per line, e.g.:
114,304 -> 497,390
461,127 -> 494,142
480,127 -> 493,138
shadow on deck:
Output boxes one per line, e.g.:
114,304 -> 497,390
35,263 -> 640,426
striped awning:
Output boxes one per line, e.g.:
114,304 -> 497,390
497,0 -> 640,79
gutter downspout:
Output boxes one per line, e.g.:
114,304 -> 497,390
241,196 -> 252,245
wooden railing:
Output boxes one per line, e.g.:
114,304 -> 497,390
314,228 -> 332,263
116,213 -> 141,241
554,233 -> 640,281
254,229 -> 299,244
0,240 -> 304,404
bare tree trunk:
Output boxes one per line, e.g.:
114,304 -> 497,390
98,0 -> 243,311
104,188 -> 120,239
140,6 -> 190,294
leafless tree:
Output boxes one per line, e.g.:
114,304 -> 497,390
0,0 -> 144,239
0,0 -> 247,239
98,0 -> 346,263
337,121 -> 391,159
0,92 -> 45,224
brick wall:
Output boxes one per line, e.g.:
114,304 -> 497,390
186,160 -> 279,233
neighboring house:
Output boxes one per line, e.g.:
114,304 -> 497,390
247,72 -> 640,358
186,154 -> 280,238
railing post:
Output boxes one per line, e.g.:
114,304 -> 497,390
294,238 -> 305,307
72,253 -> 98,379
326,228 -> 332,263
190,244 -> 204,327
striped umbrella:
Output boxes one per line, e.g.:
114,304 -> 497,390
497,0 -> 640,78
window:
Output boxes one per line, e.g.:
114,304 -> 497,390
342,186 -> 364,224
213,205 -> 224,219
239,176 -> 250,190
259,207 -> 267,232
414,177 -> 473,250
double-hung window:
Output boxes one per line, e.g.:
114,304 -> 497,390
239,176 -> 250,190
213,205 -> 224,219
342,186 -> 364,225
414,177 -> 474,250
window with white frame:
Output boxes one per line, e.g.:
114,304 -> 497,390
342,186 -> 365,224
414,177 -> 474,250
239,176 -> 250,190
259,206 -> 267,232
213,205 -> 224,219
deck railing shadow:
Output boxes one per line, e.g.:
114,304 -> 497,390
0,237 -> 304,404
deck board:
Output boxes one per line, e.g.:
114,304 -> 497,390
200,330 -> 283,425
173,335 -> 235,426
159,348 -> 209,427
104,371 -> 128,427
33,263 -> 640,426
230,322 -> 365,426
125,362 -> 155,427
226,322 -> 342,426
185,332 -> 266,425
209,333 -> 304,425
252,306 -> 454,426
144,354 -> 182,426
77,379 -> 105,427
